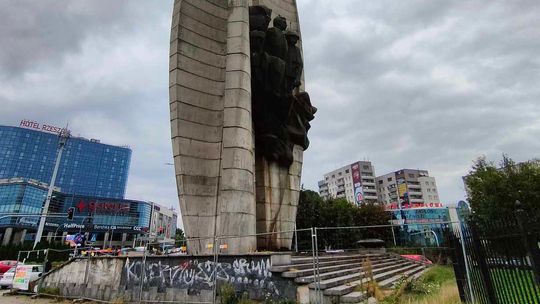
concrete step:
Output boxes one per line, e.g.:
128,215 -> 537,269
309,261 -> 414,291
291,253 -> 388,265
284,257 -> 396,278
320,262 -> 418,296
339,291 -> 367,303
294,259 -> 401,284
338,265 -> 426,303
410,267 -> 426,280
273,254 -> 388,272
378,265 -> 425,288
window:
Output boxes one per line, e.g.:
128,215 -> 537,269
363,165 -> 369,170
378,180 -> 383,184
338,172 -> 342,176
345,169 -> 349,173
387,177 -> 392,182
408,174 -> 415,178
332,175 -> 335,178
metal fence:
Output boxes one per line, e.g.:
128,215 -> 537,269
451,204 -> 540,304
11,211 -> 540,304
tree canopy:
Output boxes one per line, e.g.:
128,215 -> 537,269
296,190 -> 391,249
465,155 -> 540,221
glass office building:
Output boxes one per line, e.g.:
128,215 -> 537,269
0,178 -> 153,246
0,125 -> 131,199
389,207 -> 450,246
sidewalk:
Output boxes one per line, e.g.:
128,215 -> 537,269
0,290 -> 72,304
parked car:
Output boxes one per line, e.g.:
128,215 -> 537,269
0,265 -> 43,290
0,267 -> 15,289
0,260 -> 17,275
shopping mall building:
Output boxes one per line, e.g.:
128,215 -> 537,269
0,123 -> 176,247
386,202 -> 451,247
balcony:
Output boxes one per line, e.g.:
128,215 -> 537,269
407,183 -> 421,190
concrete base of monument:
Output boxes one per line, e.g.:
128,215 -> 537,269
38,251 -> 423,303
37,252 -> 296,303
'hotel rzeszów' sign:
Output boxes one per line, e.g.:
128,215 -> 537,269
19,119 -> 68,135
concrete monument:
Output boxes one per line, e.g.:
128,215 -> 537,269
169,0 -> 314,254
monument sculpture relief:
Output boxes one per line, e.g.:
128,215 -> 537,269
169,0 -> 315,254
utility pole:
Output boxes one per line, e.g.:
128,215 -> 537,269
33,128 -> 70,249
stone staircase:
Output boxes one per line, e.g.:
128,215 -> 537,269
272,252 -> 427,304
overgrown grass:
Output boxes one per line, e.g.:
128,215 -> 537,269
418,265 -> 455,285
219,283 -> 297,304
400,281 -> 460,304
490,268 -> 540,304
398,266 -> 460,304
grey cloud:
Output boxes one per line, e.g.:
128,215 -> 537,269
1,0 -> 539,227
299,0 -> 540,203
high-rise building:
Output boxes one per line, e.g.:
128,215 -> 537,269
0,124 -> 131,199
318,161 -> 377,205
149,204 -> 178,244
376,169 -> 440,207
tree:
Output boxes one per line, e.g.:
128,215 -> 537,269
465,155 -> 540,221
295,190 -> 391,249
296,189 -> 324,229
175,228 -> 185,243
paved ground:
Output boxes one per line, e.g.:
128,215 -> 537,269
0,290 -> 74,304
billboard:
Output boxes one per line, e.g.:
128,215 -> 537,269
397,177 -> 408,208
351,162 -> 363,206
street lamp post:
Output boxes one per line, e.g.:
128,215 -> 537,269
34,129 -> 69,249
108,206 -> 130,249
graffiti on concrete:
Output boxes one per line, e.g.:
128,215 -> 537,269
123,257 -> 282,296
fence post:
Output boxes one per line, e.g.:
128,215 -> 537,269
310,228 -> 319,304
470,220 -> 498,304
515,200 -> 540,286
314,227 -> 322,304
457,220 -> 475,304
212,235 -> 219,304
138,244 -> 148,303
37,249 -> 48,296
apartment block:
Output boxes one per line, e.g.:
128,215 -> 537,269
376,169 -> 440,206
318,161 -> 377,205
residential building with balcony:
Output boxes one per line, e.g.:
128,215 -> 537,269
318,161 -> 377,205
376,169 -> 440,207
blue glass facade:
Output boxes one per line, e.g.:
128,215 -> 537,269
0,178 -> 63,229
0,179 -> 152,245
390,207 -> 450,246
60,195 -> 152,231
0,125 -> 131,198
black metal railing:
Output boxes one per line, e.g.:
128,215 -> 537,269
451,203 -> 540,304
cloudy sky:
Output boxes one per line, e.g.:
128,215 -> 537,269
1,1 -> 539,227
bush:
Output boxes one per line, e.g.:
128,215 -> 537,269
219,283 -> 297,304
405,266 -> 455,296
38,286 -> 60,295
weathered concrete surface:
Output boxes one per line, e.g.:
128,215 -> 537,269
40,254 -> 295,302
170,0 -> 256,255
252,0 -> 305,250
170,0 -> 305,254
